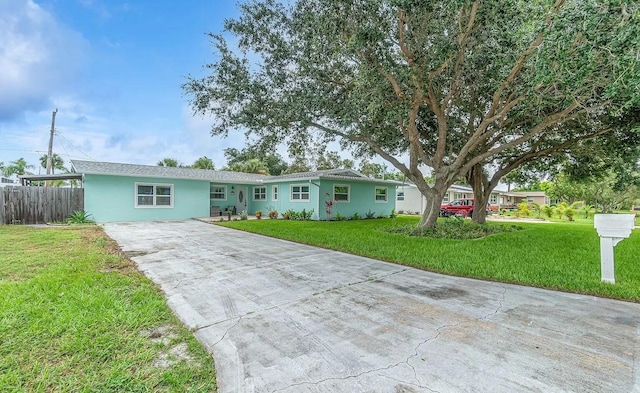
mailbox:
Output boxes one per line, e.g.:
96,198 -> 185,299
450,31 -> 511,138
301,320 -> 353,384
594,214 -> 636,284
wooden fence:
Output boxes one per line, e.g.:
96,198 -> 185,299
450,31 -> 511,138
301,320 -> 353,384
0,186 -> 84,225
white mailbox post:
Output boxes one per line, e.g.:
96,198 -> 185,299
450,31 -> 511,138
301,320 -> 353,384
593,214 -> 636,284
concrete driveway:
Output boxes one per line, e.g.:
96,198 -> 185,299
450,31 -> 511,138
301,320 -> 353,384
103,220 -> 640,393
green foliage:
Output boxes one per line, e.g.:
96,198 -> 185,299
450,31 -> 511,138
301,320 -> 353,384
530,202 -> 542,218
282,208 -> 314,221
185,0 -> 639,229
268,210 -> 278,219
543,171 -> 639,213
39,153 -> 66,174
224,147 -> 288,175
3,157 -> 34,177
157,158 -> 182,167
351,212 -> 361,220
66,210 -> 94,224
227,158 -> 270,174
365,210 -> 376,219
384,219 -> 523,240
389,209 -> 397,219
543,205 -> 555,218
240,210 -> 248,220
191,156 -> 215,170
333,212 -> 347,221
315,151 -> 355,170
516,202 -> 531,217
581,204 -> 594,219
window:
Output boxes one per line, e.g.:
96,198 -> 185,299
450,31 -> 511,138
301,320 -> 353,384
272,185 -> 278,201
443,194 -> 450,203
375,187 -> 387,202
397,191 -> 405,201
253,186 -> 267,200
210,185 -> 226,200
333,185 -> 350,202
135,183 -> 173,208
527,197 -> 534,203
291,184 -> 310,201
490,193 -> 498,204
454,193 -> 463,200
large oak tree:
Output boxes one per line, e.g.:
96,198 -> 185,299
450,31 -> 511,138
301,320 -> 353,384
185,0 -> 639,228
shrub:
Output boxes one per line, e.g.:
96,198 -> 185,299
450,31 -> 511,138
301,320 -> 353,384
542,205 -> 554,218
382,219 -> 523,240
365,210 -> 375,219
351,212 -> 361,220
516,201 -> 531,217
334,212 -> 347,221
301,208 -> 314,220
66,210 -> 94,224
240,210 -> 248,220
268,210 -> 278,219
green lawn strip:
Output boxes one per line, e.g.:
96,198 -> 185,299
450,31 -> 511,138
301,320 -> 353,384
219,217 -> 640,302
0,226 -> 216,392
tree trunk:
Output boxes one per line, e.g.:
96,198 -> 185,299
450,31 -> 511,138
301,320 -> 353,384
467,163 -> 490,224
416,182 -> 449,229
473,190 -> 489,224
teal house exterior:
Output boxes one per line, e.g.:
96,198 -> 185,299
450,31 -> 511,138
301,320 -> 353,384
71,160 -> 397,223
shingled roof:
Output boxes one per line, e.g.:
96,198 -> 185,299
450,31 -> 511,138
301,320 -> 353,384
71,160 -> 399,184
71,160 -> 268,183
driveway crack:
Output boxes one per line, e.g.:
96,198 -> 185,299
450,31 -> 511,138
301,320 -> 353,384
270,360 -> 439,393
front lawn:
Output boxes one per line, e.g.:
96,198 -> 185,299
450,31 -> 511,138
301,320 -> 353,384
0,226 -> 217,392
220,216 -> 640,302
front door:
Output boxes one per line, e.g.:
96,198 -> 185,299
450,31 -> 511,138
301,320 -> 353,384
235,186 -> 248,214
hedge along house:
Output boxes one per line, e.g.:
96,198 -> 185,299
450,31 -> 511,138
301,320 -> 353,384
71,160 -> 397,223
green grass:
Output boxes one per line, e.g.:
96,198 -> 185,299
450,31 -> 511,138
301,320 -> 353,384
220,216 -> 640,302
0,226 -> 216,392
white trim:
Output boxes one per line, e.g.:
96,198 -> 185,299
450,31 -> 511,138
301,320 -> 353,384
374,186 -> 388,203
253,186 -> 267,201
210,184 -> 226,201
333,184 -> 350,203
135,182 -> 174,208
272,185 -> 278,201
396,191 -> 405,201
290,184 -> 310,202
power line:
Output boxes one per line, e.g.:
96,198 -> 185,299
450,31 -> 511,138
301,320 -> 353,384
55,132 -> 97,161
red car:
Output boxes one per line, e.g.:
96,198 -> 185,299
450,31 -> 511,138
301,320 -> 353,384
440,198 -> 493,218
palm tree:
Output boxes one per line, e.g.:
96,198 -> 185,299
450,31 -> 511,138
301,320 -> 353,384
191,156 -> 215,170
227,159 -> 269,174
5,158 -> 35,177
157,158 -> 181,167
39,154 -> 66,174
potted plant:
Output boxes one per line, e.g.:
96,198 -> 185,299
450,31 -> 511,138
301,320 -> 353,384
255,210 -> 262,219
268,210 -> 278,219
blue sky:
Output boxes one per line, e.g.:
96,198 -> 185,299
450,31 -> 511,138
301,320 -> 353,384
0,0 -> 246,173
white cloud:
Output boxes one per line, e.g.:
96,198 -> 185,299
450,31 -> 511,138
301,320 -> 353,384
0,0 -> 89,121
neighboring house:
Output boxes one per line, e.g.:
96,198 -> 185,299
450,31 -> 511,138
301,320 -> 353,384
0,177 -> 15,187
396,184 -> 502,214
70,160 -> 396,223
500,191 -> 550,208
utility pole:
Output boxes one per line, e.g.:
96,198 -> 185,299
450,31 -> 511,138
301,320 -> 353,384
46,109 -> 58,187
